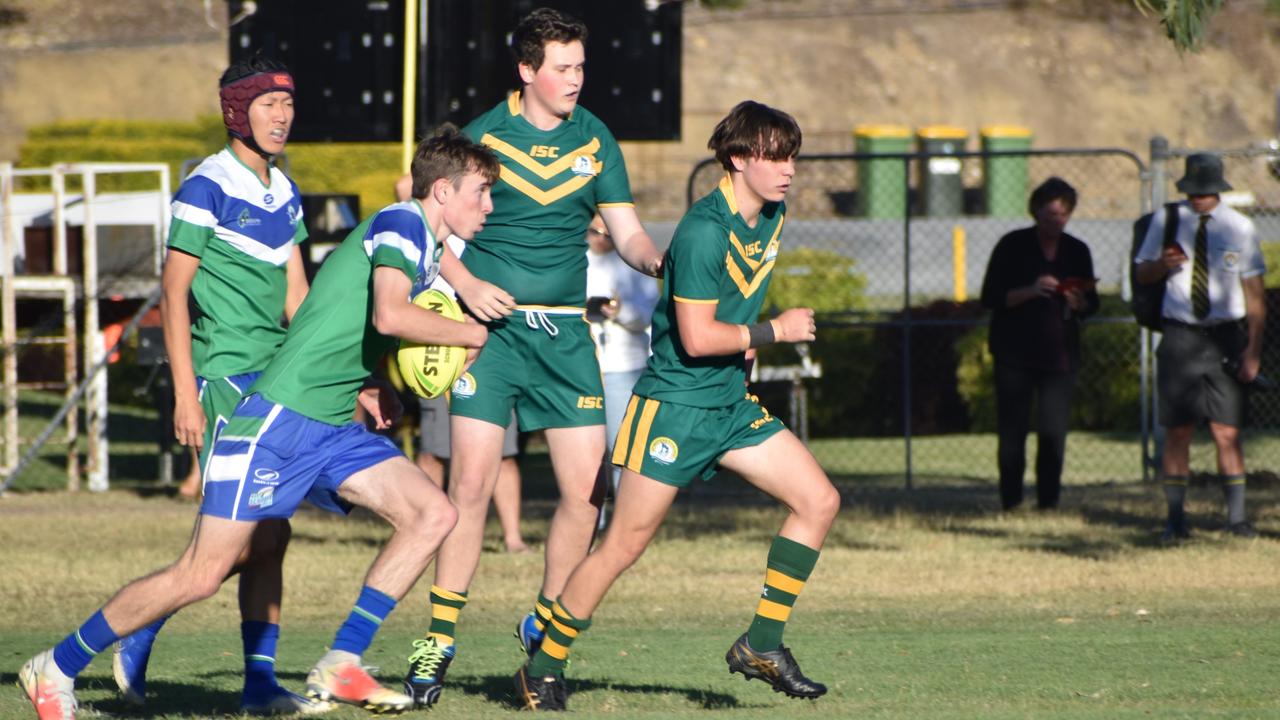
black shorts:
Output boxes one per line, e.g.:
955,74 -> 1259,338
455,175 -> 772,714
1156,322 -> 1247,428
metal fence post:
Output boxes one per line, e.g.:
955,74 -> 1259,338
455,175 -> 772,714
901,154 -> 914,490
1144,136 -> 1170,482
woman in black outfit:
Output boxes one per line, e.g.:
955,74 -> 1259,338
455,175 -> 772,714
980,177 -> 1099,510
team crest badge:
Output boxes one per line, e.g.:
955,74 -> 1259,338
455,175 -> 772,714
1223,251 -> 1239,271
452,372 -> 477,398
571,155 -> 597,177
764,242 -> 778,263
648,437 -> 679,465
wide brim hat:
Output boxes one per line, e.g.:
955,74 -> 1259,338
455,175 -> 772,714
1175,152 -> 1233,194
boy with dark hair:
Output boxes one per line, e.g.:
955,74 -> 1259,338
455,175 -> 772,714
19,125 -> 498,720
512,100 -> 839,711
399,6 -> 664,709
113,54 -> 323,716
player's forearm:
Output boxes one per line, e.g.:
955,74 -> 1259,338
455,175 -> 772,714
680,318 -> 774,358
373,302 -> 486,348
160,290 -> 199,401
614,228 -> 663,278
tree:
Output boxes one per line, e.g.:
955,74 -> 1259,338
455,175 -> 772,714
1132,0 -> 1224,51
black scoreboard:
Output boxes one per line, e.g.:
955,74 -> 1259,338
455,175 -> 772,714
227,0 -> 681,142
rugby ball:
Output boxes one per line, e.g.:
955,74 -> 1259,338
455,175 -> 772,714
396,288 -> 467,399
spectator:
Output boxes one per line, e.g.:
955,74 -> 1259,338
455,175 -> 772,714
584,212 -> 659,525
980,177 -> 1099,511
1134,153 -> 1264,541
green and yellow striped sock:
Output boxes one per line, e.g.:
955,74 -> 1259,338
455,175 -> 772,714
746,536 -> 820,651
527,600 -> 591,678
426,585 -> 468,647
532,592 -> 554,634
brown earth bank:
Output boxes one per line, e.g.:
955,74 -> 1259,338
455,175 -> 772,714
2,0 -> 1280,219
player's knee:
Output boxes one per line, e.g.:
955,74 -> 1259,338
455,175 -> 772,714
405,496 -> 458,545
798,482 -> 841,524
447,470 -> 496,509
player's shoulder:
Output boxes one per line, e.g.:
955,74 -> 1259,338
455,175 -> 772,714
1215,203 -> 1255,231
673,195 -> 730,243
371,200 -> 424,230
569,105 -> 618,143
462,96 -> 512,140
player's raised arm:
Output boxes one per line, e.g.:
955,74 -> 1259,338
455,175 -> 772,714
599,205 -> 663,277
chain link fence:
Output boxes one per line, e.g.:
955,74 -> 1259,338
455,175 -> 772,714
688,148 -> 1158,489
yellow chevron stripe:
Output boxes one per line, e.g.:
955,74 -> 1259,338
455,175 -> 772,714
612,395 -> 641,466
726,253 -> 776,298
754,598 -> 793,622
481,133 -> 602,180
498,166 -> 595,206
765,568 -> 806,595
627,399 -> 660,472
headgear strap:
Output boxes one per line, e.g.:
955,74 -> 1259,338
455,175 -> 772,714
219,71 -> 295,157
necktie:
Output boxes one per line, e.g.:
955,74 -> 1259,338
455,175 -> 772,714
1192,213 -> 1210,320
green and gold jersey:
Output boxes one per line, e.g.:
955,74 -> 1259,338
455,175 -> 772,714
462,92 -> 634,307
168,147 -> 307,379
252,200 -> 441,425
631,174 -> 785,408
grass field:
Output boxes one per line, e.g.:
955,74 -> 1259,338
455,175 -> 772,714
2,464 -> 1279,719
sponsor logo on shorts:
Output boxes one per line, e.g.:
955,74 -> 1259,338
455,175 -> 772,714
572,155 -> 597,177
253,468 -> 280,485
576,395 -> 603,409
248,486 -> 275,509
452,372 -> 476,398
648,436 -> 679,465
750,406 -> 775,430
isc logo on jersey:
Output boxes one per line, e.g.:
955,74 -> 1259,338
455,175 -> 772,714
452,372 -> 477,398
648,437 -> 679,465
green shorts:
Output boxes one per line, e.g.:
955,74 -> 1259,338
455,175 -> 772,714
196,371 -> 258,469
610,391 -> 784,488
449,309 -> 604,431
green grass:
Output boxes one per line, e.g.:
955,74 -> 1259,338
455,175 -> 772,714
2,475 -> 1280,718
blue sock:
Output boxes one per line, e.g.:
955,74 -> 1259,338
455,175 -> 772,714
52,610 -> 119,678
331,586 -> 397,656
126,616 -> 167,646
241,621 -> 280,698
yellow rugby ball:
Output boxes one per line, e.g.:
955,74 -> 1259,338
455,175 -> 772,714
396,288 -> 467,399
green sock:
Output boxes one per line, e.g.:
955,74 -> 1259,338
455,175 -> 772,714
746,536 -> 820,651
532,592 -> 554,633
426,585 -> 468,646
527,600 -> 591,678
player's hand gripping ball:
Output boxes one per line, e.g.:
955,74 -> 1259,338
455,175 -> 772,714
396,288 -> 467,399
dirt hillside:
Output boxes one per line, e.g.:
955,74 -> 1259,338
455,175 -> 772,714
3,0 -> 1280,218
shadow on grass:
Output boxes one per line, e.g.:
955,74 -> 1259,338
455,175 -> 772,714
457,673 -> 745,710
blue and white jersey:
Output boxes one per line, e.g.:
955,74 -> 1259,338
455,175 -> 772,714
167,146 -> 307,378
364,198 -> 443,294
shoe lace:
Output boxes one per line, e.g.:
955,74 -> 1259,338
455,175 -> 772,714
406,639 -> 447,680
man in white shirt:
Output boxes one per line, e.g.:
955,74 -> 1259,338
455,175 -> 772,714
1134,152 -> 1265,541
585,213 -> 659,518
